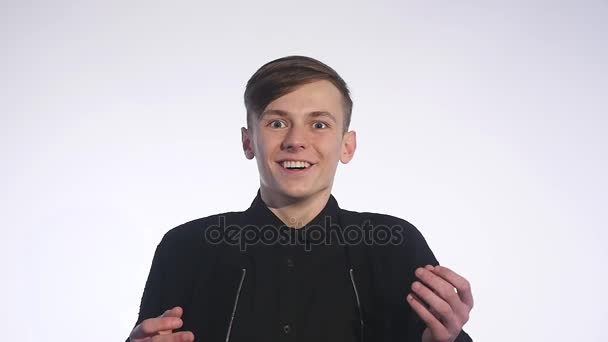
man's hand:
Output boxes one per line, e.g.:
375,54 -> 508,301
406,265 -> 474,342
129,306 -> 195,342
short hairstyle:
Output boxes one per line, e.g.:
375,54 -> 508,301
244,55 -> 353,133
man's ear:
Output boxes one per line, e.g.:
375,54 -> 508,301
241,127 -> 255,160
340,130 -> 357,164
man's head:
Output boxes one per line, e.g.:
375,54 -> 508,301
241,56 -> 357,202
244,55 -> 353,133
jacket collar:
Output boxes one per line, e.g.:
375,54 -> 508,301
244,188 -> 341,230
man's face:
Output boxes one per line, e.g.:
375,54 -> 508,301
241,80 -> 356,201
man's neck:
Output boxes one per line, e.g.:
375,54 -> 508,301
260,187 -> 331,229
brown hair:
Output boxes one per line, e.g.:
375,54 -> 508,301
244,55 -> 353,133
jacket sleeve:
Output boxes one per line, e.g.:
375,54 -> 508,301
125,237 -> 168,342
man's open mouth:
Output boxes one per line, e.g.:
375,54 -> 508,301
278,160 -> 313,170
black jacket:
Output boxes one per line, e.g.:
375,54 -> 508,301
128,191 -> 473,341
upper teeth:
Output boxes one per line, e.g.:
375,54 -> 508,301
282,161 -> 311,169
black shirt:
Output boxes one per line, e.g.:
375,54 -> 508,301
242,190 -> 360,342
128,189 -> 474,342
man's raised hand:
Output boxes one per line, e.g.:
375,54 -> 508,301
406,265 -> 474,342
129,306 -> 195,342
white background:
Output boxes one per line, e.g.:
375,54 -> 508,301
1,0 -> 607,341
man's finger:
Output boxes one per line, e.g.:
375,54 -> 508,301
406,293 -> 450,340
160,306 -> 184,319
419,265 -> 472,325
431,265 -> 474,309
416,266 -> 464,315
151,331 -> 195,342
410,280 -> 460,333
131,317 -> 183,338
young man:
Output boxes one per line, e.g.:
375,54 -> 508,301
127,56 -> 474,342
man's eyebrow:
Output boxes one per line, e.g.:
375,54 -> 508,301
309,111 -> 337,123
261,109 -> 289,118
261,109 -> 337,123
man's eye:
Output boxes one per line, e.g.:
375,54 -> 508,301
313,121 -> 328,129
270,120 -> 286,128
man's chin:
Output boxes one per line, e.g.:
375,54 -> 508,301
276,184 -> 315,200
281,186 -> 310,197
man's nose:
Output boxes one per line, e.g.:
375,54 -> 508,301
281,125 -> 308,151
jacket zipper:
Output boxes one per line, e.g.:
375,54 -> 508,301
225,268 -> 247,342
349,268 -> 366,342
